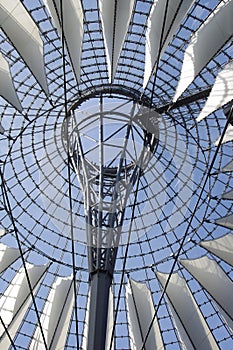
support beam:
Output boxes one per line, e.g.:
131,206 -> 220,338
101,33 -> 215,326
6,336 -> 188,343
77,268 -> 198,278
157,87 -> 211,114
87,271 -> 112,350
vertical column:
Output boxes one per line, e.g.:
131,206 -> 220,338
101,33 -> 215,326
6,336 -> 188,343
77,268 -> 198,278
87,271 -> 112,350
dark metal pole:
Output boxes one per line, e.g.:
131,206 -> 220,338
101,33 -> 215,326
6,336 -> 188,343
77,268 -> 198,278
87,270 -> 112,350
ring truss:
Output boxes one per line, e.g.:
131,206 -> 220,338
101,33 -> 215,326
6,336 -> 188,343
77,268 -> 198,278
0,0 -> 233,349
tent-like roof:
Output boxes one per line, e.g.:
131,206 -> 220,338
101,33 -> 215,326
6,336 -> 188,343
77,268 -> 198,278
0,0 -> 233,349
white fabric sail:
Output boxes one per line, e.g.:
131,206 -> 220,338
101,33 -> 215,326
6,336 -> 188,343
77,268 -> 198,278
0,52 -> 22,111
99,0 -> 134,83
156,272 -> 219,350
143,0 -> 194,89
0,227 -> 6,237
222,160 -> 233,172
45,0 -> 83,84
215,213 -> 233,230
126,279 -> 164,350
174,0 -> 233,102
181,256 -> 233,331
81,287 -> 114,350
0,263 -> 47,349
0,0 -> 48,95
0,243 -> 22,274
31,276 -> 74,350
197,61 -> 233,122
214,124 -> 233,146
168,302 -> 195,350
221,189 -> 233,200
200,234 -> 233,267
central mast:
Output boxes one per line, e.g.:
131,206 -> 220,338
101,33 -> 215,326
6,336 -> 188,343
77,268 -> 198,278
68,89 -> 158,349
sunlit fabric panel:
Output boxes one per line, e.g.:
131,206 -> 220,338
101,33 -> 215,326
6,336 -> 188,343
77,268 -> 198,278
31,276 -> 74,350
200,234 -> 233,267
156,272 -> 219,350
174,0 -> 233,102
45,0 -> 83,84
126,279 -> 164,350
0,52 -> 22,111
215,214 -> 233,230
222,160 -> 233,172
221,189 -> 233,200
0,228 -> 6,237
197,61 -> 233,122
0,264 -> 47,349
214,124 -> 233,145
81,289 -> 89,349
81,287 -> 114,350
0,0 -> 48,95
167,302 -> 195,350
181,257 -> 233,331
143,0 -> 194,89
0,243 -> 22,274
99,0 -> 134,83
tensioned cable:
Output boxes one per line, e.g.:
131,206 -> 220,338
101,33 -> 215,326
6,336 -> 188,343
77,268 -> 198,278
119,0 -> 140,87
149,0 -> 170,108
28,231 -> 77,348
0,168 -> 49,350
49,278 -> 74,348
156,2 -> 220,94
83,1 -> 106,88
110,0 -> 118,84
141,0 -> 184,101
60,0 -> 79,348
39,0 -> 90,92
178,257 -> 233,342
0,107 -> 81,268
108,130 -> 153,350
0,315 -> 16,350
120,9 -> 186,347
128,278 -> 146,348
107,94 -> 188,345
140,107 -> 233,349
